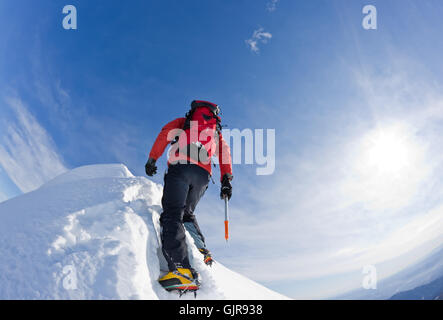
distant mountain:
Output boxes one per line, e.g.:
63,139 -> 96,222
335,245 -> 443,300
390,275 -> 443,300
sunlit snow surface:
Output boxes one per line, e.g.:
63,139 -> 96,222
0,164 -> 287,300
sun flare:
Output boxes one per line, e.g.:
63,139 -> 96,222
366,129 -> 410,173
346,122 -> 427,211
359,123 -> 422,177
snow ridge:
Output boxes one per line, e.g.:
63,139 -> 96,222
0,164 -> 287,300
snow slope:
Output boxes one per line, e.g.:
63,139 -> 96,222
0,164 -> 287,300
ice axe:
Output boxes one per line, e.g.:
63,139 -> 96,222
224,196 -> 229,242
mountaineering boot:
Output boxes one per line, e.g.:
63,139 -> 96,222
158,266 -> 200,292
199,248 -> 214,266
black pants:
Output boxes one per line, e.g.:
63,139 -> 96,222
160,164 -> 210,271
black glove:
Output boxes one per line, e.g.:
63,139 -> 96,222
145,158 -> 157,176
220,174 -> 233,200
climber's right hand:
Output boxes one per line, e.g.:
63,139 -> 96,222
145,158 -> 157,177
220,174 -> 233,200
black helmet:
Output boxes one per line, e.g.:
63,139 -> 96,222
191,100 -> 220,116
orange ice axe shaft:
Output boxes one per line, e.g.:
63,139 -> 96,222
224,197 -> 229,241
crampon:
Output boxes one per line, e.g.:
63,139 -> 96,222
199,248 -> 214,266
158,268 -> 201,298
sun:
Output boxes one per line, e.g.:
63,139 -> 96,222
360,124 -> 418,175
345,122 -> 426,210
366,129 -> 410,173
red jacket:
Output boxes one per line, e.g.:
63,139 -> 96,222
149,118 -> 233,181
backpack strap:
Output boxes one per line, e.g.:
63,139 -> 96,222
183,108 -> 196,131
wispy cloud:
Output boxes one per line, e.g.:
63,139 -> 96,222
0,190 -> 7,203
266,0 -> 279,12
245,27 -> 272,53
0,96 -> 67,193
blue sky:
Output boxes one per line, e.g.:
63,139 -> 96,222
1,0 -> 443,298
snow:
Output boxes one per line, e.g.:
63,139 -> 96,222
0,164 -> 287,300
